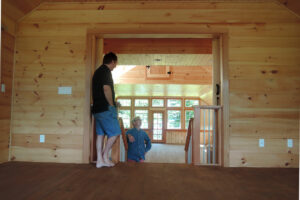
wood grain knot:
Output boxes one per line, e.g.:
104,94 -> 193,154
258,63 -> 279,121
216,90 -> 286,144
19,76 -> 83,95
98,5 -> 105,10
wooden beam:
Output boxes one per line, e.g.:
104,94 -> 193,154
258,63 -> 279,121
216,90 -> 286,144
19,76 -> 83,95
82,33 -> 93,164
95,38 -> 103,68
220,33 -> 230,167
103,38 -> 212,54
212,37 -> 221,105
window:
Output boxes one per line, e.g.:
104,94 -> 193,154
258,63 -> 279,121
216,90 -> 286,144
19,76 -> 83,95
185,110 -> 194,129
167,99 -> 181,107
167,110 -> 181,129
117,99 -> 131,107
135,99 -> 149,107
152,99 -> 164,107
185,99 -> 199,107
118,110 -> 131,128
116,96 -> 199,132
153,113 -> 163,140
134,110 -> 148,128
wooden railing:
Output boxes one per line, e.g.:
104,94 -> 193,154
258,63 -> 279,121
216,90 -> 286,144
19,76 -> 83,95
185,106 -> 222,166
119,118 -> 128,150
111,117 -> 128,163
184,118 -> 193,164
119,118 -> 128,162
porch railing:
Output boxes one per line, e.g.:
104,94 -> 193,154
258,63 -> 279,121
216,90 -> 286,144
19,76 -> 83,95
184,118 -> 193,164
111,117 -> 128,163
185,106 -> 222,165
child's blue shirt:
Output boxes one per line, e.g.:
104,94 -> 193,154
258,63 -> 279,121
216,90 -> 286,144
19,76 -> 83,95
126,128 -> 151,162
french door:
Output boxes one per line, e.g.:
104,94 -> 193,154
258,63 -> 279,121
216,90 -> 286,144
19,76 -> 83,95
151,111 -> 164,143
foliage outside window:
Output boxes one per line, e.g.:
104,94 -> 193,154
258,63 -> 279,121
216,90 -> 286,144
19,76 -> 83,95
185,110 -> 194,129
152,99 -> 164,107
167,110 -> 181,129
153,130 -> 163,140
134,110 -> 148,128
167,99 -> 181,107
135,99 -> 149,107
185,99 -> 199,107
117,99 -> 131,107
118,110 -> 131,128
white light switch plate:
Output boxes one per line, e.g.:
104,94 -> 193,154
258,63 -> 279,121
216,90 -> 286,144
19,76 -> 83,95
287,139 -> 293,148
259,139 -> 264,147
58,86 -> 72,95
1,84 -> 5,92
40,135 -> 45,143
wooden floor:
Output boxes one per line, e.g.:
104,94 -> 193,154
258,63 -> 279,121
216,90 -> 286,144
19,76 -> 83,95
0,162 -> 298,200
145,144 -> 185,163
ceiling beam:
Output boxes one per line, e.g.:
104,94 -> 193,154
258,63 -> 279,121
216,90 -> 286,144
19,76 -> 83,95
104,38 -> 212,54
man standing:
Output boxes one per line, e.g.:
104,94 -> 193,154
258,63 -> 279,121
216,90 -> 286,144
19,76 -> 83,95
92,52 -> 121,168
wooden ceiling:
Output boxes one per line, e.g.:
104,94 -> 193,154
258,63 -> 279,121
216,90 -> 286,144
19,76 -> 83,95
2,0 -> 300,23
117,54 -> 212,66
115,83 -> 212,98
2,0 -> 41,21
105,38 -> 212,66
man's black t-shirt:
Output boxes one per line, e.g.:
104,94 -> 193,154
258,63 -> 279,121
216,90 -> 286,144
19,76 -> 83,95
92,65 -> 116,114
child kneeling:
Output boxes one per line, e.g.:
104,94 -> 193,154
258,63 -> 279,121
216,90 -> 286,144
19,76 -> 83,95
126,117 -> 151,162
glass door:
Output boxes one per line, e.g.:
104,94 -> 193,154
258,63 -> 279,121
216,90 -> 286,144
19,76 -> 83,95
152,112 -> 164,143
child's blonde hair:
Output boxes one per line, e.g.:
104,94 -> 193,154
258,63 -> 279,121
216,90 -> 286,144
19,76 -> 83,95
131,116 -> 141,125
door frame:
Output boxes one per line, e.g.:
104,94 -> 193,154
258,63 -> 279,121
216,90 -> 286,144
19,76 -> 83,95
83,31 -> 230,167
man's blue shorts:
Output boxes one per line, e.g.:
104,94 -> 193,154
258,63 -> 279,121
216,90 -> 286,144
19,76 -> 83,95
93,106 -> 121,138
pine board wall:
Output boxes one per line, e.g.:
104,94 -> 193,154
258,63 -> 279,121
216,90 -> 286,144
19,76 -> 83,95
8,1 -> 300,167
0,7 -> 16,163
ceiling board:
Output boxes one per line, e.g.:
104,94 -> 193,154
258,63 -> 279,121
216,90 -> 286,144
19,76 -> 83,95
115,84 -> 212,97
2,0 -> 299,23
117,54 -> 212,66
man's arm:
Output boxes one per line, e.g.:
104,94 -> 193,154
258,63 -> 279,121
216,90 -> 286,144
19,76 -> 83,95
103,85 -> 114,106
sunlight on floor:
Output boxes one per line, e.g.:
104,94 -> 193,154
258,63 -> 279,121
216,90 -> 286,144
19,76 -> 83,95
145,144 -> 185,163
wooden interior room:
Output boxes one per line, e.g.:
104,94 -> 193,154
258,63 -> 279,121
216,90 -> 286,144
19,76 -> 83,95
1,0 -> 299,199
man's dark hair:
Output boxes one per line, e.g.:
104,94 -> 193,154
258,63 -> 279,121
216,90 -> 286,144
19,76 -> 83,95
103,52 -> 118,64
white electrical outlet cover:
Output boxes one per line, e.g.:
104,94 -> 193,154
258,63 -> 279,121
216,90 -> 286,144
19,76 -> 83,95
40,135 -> 45,143
58,86 -> 72,95
259,139 -> 264,147
58,87 -> 64,94
287,139 -> 293,148
64,87 -> 72,94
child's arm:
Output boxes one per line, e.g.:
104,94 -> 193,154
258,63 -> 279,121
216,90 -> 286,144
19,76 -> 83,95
144,132 -> 152,152
126,130 -> 135,143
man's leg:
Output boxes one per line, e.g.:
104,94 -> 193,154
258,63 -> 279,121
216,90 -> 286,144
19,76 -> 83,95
96,135 -> 110,168
103,135 -> 117,166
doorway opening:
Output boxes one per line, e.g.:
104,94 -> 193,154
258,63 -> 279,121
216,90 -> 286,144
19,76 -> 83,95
85,34 -> 228,165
